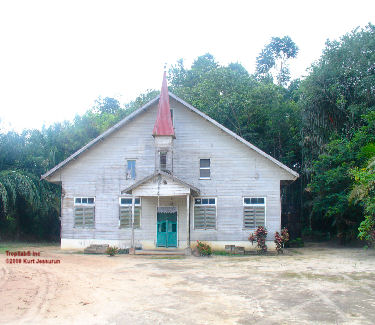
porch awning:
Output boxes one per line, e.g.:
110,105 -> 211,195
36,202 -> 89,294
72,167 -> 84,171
121,171 -> 200,197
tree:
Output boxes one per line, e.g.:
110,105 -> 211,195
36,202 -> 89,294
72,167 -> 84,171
350,151 -> 375,246
256,36 -> 299,86
168,55 -> 301,168
0,170 -> 60,240
307,112 -> 375,242
300,24 -> 375,161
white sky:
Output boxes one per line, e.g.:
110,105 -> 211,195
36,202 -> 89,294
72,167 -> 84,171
0,0 -> 374,132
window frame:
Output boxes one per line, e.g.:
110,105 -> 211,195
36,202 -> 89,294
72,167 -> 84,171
119,197 -> 141,229
193,197 -> 217,230
243,197 -> 266,229
159,151 -> 168,171
199,158 -> 211,180
73,197 -> 95,228
126,159 -> 136,180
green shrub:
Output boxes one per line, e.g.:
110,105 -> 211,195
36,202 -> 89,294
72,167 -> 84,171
287,238 -> 304,248
302,228 -> 330,241
106,246 -> 119,256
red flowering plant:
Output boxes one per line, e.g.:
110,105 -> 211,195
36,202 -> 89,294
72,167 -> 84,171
275,228 -> 290,254
248,233 -> 256,245
281,227 -> 290,244
249,226 -> 268,254
274,232 -> 283,254
196,240 -> 212,256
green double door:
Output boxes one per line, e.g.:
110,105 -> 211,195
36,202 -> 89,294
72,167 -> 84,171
157,211 -> 177,247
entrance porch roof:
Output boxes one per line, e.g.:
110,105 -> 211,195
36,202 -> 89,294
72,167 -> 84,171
121,171 -> 200,197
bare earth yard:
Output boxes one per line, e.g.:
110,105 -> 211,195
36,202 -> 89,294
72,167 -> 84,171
0,244 -> 375,325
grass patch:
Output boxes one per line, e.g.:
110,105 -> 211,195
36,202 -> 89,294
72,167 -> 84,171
212,250 -> 234,256
0,241 -> 58,254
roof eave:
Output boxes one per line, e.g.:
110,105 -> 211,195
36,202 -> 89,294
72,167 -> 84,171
41,95 -> 161,180
168,92 -> 299,179
121,171 -> 200,196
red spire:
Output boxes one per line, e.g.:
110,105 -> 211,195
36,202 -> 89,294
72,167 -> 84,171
152,71 -> 175,137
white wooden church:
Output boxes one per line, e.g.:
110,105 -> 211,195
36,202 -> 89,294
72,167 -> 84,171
42,73 -> 298,250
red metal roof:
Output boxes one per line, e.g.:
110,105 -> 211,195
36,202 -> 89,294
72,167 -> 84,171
152,71 -> 175,137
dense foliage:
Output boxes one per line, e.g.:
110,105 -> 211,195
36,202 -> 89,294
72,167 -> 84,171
0,24 -> 374,245
301,24 -> 375,243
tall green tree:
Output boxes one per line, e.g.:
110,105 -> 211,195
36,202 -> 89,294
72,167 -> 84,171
300,24 -> 375,161
256,36 -> 299,86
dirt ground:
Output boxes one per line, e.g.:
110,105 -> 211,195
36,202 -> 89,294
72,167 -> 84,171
0,244 -> 375,325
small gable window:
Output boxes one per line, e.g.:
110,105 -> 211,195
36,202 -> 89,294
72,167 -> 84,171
74,197 -> 95,228
126,160 -> 136,180
200,159 -> 211,179
170,108 -> 174,125
160,152 -> 167,171
194,197 -> 216,230
243,197 -> 266,229
119,197 -> 141,228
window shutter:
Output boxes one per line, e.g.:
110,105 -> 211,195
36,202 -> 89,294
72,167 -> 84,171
119,206 -> 140,228
74,206 -> 95,228
74,207 -> 84,227
194,206 -> 216,229
243,206 -> 265,228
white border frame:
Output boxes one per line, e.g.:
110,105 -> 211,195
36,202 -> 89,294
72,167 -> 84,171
159,151 -> 168,171
73,197 -> 96,205
73,196 -> 96,228
199,158 -> 211,180
126,159 -> 137,180
193,196 -> 217,230
242,196 -> 267,230
119,196 -> 142,229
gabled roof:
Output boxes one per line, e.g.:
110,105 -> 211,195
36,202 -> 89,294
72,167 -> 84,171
41,91 -> 299,180
152,72 -> 175,137
121,171 -> 200,196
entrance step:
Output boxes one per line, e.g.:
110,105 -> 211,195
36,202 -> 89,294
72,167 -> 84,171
84,244 -> 109,254
135,249 -> 186,256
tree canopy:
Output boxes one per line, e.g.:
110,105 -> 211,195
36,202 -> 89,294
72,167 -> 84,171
256,36 -> 299,86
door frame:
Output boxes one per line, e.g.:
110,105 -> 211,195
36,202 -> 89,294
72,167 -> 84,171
155,205 -> 178,247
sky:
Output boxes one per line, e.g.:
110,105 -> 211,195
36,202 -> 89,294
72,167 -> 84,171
0,0 -> 374,132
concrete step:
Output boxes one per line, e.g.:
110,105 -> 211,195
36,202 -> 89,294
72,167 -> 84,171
135,249 -> 186,256
84,244 -> 109,254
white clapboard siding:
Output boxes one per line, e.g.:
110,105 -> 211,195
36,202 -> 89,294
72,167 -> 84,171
51,96 -> 295,244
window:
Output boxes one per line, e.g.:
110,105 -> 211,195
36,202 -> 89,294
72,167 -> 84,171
126,160 -> 136,179
243,197 -> 266,229
160,152 -> 167,171
74,197 -> 95,228
200,159 -> 211,179
170,108 -> 174,125
119,197 -> 141,228
194,197 -> 216,229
